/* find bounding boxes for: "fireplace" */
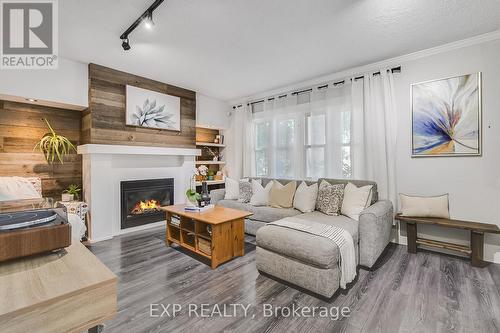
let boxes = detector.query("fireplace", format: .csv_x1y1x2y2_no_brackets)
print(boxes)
120,178,174,230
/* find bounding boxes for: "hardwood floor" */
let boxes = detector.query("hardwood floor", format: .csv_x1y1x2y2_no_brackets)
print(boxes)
88,226,500,333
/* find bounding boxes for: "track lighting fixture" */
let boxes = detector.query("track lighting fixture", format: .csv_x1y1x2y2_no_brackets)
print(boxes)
119,0,164,51
144,11,154,30
121,37,131,51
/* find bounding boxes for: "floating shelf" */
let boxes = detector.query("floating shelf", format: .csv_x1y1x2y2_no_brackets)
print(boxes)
196,142,226,148
195,180,225,186
196,125,226,131
195,161,225,165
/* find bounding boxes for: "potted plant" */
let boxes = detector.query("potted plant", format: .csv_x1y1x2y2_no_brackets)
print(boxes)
207,169,215,181
194,168,203,181
205,147,220,161
34,118,76,164
198,165,209,180
185,188,201,207
62,184,81,202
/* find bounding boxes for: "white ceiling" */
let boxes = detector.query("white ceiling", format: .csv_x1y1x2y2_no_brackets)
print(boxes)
60,0,500,101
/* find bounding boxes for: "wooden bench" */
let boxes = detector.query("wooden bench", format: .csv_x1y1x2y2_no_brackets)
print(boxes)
396,214,500,267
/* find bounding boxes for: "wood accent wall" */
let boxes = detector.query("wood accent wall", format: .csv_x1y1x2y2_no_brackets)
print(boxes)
0,100,82,198
83,64,196,148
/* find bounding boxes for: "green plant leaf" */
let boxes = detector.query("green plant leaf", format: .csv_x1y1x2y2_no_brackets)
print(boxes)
34,118,76,164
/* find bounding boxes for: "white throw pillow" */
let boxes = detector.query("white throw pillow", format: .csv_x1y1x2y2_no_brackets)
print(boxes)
341,182,373,221
0,176,42,201
293,181,318,213
224,177,239,200
399,193,449,218
249,180,273,206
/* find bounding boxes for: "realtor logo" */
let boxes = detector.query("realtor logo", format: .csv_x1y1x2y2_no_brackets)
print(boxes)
1,0,58,69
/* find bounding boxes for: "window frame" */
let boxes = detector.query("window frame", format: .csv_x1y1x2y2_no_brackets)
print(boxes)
304,112,326,180
253,119,271,177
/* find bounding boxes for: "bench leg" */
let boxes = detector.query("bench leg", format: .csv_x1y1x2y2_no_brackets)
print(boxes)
471,231,487,267
407,222,417,254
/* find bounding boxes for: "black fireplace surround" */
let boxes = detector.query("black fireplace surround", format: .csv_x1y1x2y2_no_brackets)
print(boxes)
120,178,174,230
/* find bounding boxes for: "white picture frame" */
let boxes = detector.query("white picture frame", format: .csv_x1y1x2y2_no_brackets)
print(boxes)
126,85,181,131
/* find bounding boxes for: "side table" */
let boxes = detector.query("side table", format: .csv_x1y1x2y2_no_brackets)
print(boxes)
58,201,89,241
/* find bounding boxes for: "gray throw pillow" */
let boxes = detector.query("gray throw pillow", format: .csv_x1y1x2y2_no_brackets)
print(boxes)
316,180,345,215
238,179,260,203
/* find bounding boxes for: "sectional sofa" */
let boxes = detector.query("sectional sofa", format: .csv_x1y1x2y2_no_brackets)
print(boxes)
210,178,394,298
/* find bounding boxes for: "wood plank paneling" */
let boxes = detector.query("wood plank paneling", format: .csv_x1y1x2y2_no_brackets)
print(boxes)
84,64,196,147
0,101,82,199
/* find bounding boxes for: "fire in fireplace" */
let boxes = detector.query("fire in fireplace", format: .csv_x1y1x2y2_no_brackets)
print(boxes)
131,199,161,215
120,178,174,229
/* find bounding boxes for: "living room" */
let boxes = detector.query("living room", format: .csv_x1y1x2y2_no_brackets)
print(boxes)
0,1,499,332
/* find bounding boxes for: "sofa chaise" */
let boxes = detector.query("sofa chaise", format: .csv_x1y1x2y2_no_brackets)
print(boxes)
210,178,393,298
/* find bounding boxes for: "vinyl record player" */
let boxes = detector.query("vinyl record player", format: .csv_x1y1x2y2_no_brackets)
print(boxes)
0,199,71,263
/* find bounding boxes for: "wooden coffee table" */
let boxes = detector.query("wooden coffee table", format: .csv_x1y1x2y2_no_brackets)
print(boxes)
163,205,252,269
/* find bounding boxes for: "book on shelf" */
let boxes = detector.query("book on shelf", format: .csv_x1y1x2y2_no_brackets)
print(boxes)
184,204,214,212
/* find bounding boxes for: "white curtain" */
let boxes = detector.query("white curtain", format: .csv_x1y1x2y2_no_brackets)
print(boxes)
251,85,352,180
229,69,398,207
351,70,398,206
226,104,254,179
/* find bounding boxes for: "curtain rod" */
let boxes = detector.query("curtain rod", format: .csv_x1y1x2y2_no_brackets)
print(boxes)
236,66,401,108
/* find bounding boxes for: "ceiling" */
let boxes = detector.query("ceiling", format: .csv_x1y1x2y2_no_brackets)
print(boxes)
60,0,500,101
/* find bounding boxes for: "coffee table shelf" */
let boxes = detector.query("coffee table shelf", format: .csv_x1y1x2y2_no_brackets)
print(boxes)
163,205,252,269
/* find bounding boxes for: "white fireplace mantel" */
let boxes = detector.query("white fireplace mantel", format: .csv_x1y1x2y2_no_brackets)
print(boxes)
77,144,201,156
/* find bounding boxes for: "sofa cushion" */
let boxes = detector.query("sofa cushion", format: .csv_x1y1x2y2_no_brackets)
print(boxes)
316,181,344,216
217,199,301,222
256,212,358,269
269,180,296,208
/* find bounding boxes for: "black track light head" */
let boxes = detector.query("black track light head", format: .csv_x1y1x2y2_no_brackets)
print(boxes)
145,11,154,29
122,37,131,51
119,0,164,51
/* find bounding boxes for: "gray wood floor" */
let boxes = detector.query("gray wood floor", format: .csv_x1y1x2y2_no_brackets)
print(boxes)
88,226,500,333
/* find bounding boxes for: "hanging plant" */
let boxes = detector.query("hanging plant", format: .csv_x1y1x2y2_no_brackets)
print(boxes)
34,118,76,164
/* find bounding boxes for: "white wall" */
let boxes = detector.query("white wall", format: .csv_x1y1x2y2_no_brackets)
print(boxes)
394,39,500,263
196,93,231,129
0,57,88,110
228,33,500,263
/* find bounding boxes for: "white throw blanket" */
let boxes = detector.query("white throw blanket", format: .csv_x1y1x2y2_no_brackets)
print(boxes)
269,217,356,289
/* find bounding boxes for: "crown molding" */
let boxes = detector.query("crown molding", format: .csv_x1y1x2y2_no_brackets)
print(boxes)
230,29,500,105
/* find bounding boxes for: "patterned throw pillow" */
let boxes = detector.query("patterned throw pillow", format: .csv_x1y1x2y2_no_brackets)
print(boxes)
238,179,261,203
316,180,345,215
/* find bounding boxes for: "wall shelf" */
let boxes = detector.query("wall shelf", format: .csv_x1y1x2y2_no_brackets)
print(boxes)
195,161,225,165
195,180,225,186
195,142,226,148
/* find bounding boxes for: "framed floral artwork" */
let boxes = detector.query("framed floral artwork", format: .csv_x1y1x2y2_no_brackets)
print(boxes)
411,73,481,157
126,85,180,131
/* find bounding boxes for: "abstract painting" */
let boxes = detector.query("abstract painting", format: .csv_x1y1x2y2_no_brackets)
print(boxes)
411,73,481,157
126,85,180,131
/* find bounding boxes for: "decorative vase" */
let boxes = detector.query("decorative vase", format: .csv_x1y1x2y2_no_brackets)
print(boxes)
186,197,197,207
61,193,74,202
208,175,214,181
199,182,211,207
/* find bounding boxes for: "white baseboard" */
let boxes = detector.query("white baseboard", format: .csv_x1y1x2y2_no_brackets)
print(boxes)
117,221,165,235
87,235,113,243
88,221,166,243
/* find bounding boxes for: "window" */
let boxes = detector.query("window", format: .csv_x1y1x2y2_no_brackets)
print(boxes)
275,118,295,178
305,113,325,179
252,86,352,180
254,120,270,177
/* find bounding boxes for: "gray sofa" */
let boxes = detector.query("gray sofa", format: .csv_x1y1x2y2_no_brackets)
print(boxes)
210,178,393,298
